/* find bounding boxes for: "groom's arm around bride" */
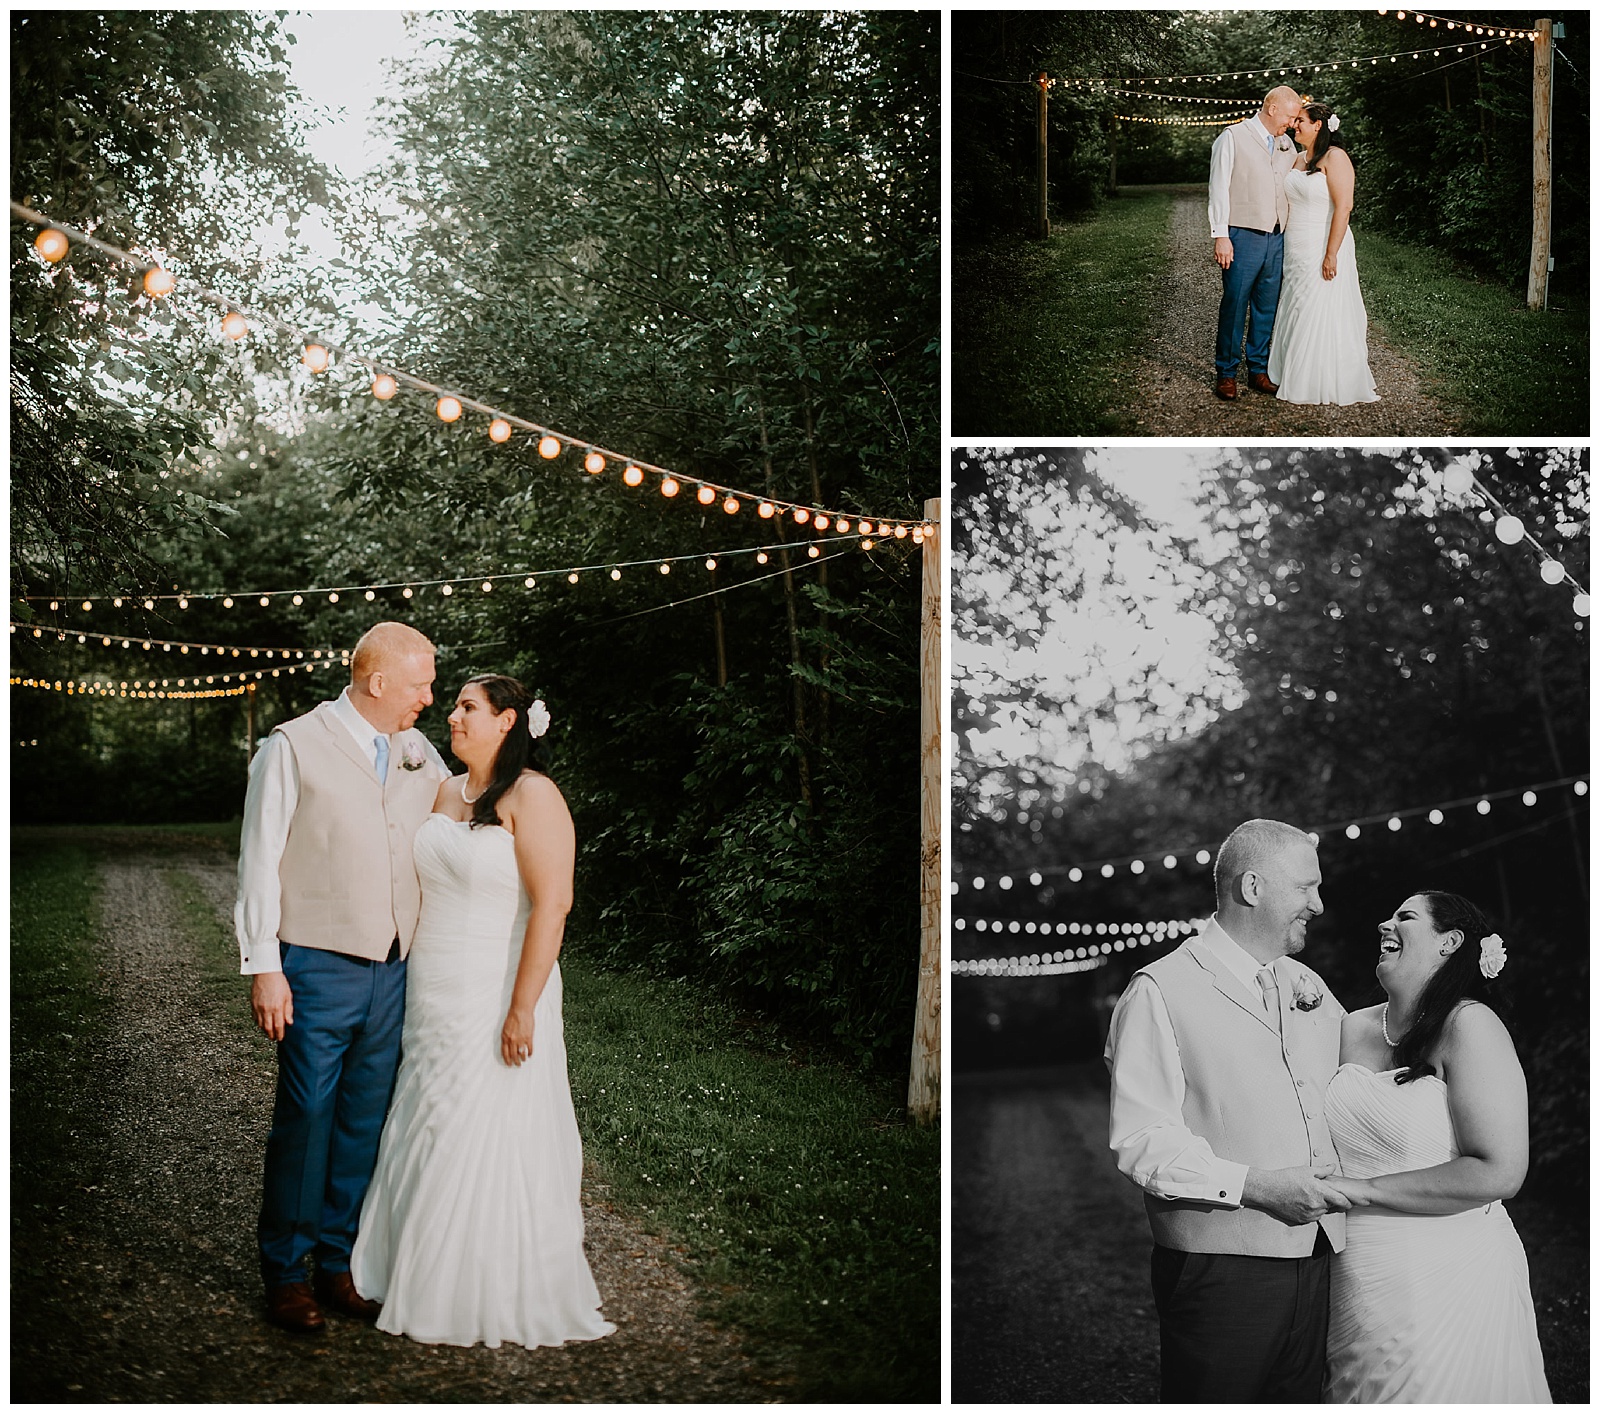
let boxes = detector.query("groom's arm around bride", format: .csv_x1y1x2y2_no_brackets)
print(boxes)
1104,819,1351,1402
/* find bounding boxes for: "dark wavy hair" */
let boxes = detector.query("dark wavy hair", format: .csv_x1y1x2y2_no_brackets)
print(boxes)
460,673,547,829
1391,891,1505,1085
1300,99,1350,176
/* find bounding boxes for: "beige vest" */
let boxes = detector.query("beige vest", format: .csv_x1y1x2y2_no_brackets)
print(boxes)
273,702,442,961
1137,932,1345,1257
1226,119,1294,233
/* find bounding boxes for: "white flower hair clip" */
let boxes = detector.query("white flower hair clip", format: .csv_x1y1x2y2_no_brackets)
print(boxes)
526,698,551,740
1327,113,1341,133
1479,933,1507,979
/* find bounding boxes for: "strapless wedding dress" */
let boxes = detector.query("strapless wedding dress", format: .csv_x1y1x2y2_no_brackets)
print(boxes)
350,813,613,1348
1323,1063,1549,1402
1268,167,1379,405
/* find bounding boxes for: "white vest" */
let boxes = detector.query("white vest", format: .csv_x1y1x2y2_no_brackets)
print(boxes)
273,702,441,961
1225,120,1295,233
1136,929,1345,1257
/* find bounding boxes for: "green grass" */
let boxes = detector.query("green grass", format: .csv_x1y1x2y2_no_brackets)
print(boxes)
953,191,1172,436
11,841,111,1208
1352,229,1588,434
561,952,940,1401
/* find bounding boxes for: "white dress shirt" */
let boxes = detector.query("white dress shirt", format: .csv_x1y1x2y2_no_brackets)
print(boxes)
1103,916,1273,1206
1207,113,1280,238
234,689,448,974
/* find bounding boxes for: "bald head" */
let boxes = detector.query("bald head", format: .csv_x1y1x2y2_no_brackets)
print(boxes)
1214,818,1324,961
349,622,436,734
1260,85,1303,135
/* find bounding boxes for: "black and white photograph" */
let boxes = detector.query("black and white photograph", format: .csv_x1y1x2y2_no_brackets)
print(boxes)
950,448,1588,1403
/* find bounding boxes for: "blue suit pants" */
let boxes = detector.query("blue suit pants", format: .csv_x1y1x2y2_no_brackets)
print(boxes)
257,940,406,1288
1215,225,1284,378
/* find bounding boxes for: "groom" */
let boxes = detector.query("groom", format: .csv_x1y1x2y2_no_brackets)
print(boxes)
236,621,449,1334
1104,819,1350,1401
1208,85,1302,401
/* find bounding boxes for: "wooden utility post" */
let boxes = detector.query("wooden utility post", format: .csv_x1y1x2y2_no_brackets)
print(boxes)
1036,73,1050,239
1526,18,1553,310
908,498,942,1125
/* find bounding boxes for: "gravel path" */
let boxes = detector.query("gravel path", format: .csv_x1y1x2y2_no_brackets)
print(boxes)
14,841,791,1402
1107,188,1463,437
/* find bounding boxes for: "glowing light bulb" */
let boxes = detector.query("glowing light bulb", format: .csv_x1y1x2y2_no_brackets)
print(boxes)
610,568,622,581
436,396,462,422
1575,593,1591,618
292,594,303,606
1387,816,1402,831
807,545,820,558
1428,809,1444,824
696,485,716,505
584,451,605,474
364,589,376,601
143,267,176,298
524,577,535,588
538,436,562,459
623,465,644,487
758,502,775,518
488,418,512,443
1522,791,1537,806
402,587,413,598
861,539,874,550
222,311,248,340
567,572,579,584
659,563,671,574
34,228,68,262
705,558,717,572
481,581,493,593
1540,559,1565,585
1442,462,1474,495
661,477,680,497
372,374,397,399
327,592,339,603
723,497,739,514
223,597,233,608
894,525,907,539
756,552,768,564
441,584,453,596
815,514,831,531
303,344,330,373
1494,514,1525,545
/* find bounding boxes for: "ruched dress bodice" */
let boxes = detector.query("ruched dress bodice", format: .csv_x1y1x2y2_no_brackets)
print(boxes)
1268,167,1379,405
350,813,613,1349
1323,1064,1549,1402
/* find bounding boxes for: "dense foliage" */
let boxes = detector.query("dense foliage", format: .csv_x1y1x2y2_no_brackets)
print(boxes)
953,451,1590,1194
953,10,1590,297
11,11,938,1074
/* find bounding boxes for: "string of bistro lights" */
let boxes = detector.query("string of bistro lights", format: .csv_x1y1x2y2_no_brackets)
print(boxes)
1376,10,1541,41
12,657,340,699
1055,34,1520,89
952,917,1207,977
1114,112,1255,127
19,533,883,613
12,201,935,541
11,622,348,663
1438,461,1591,614
955,775,1590,890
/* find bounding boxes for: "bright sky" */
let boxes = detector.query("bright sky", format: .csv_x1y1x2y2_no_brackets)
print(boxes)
961,449,1245,800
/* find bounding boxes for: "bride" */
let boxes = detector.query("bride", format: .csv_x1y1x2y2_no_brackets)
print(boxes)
1323,891,1549,1402
350,673,614,1348
1267,99,1380,406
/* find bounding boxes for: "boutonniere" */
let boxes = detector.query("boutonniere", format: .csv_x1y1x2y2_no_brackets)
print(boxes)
398,740,426,772
1291,976,1325,1011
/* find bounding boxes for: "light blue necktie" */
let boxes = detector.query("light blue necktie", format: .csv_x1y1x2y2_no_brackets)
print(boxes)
374,734,390,784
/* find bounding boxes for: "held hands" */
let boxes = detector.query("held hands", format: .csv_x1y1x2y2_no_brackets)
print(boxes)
1214,236,1234,270
501,1007,535,1068
1324,1175,1377,1207
251,971,294,1042
1242,1162,1354,1227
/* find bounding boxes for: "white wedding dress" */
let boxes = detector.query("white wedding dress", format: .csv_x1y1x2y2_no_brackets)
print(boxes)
1323,1063,1550,1402
350,813,614,1348
1268,167,1380,405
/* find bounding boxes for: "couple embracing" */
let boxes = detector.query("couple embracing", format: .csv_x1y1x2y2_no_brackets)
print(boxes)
239,621,613,1348
1211,85,1379,406
1106,818,1550,1403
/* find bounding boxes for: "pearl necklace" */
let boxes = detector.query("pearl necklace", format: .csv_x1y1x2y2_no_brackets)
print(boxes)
460,776,488,805
1381,1002,1404,1048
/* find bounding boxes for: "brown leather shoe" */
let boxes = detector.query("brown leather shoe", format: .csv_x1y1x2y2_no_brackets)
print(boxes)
1248,371,1279,395
266,1281,326,1335
314,1268,382,1323
1214,376,1238,401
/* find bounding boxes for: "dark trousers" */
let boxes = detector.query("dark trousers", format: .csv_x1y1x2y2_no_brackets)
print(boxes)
257,940,406,1288
1215,225,1284,377
1150,1232,1331,1403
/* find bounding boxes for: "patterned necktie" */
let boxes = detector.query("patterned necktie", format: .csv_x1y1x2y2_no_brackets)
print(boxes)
374,734,390,784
